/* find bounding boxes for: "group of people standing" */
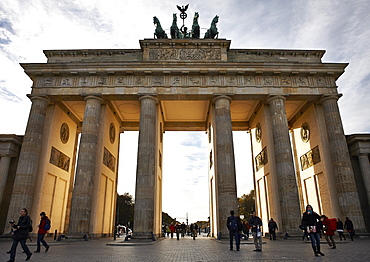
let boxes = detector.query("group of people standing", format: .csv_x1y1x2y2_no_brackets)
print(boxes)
227,205,356,256
6,208,50,262
301,204,355,256
227,210,263,252
164,222,200,240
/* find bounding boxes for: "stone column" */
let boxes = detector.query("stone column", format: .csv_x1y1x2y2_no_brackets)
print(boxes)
134,95,158,238
212,95,238,236
320,95,365,230
358,154,370,206
0,156,11,207
68,96,102,236
6,96,49,221
267,95,301,234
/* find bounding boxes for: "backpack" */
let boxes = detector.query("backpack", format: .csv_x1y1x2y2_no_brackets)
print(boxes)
328,218,337,231
230,217,238,231
29,219,33,232
44,218,51,231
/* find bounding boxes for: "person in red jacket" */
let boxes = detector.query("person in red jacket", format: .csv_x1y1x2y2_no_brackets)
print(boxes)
320,215,336,249
35,212,50,253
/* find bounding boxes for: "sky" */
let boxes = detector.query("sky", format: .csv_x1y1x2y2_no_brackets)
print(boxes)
1,0,370,223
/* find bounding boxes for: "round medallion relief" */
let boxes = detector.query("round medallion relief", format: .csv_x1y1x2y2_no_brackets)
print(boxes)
60,123,69,144
109,123,116,144
255,123,262,143
301,122,310,143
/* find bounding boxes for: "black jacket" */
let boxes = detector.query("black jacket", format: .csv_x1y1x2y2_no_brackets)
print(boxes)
12,215,32,240
227,215,242,232
301,211,321,232
248,216,262,232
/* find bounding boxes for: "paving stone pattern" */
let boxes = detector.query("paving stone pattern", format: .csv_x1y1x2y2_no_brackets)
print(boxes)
0,234,369,262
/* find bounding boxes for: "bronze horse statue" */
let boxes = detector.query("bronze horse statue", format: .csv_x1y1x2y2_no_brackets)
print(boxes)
191,12,200,39
153,16,168,39
204,15,219,39
170,13,181,39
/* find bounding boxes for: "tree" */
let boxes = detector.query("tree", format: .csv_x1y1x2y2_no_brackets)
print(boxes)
238,189,255,218
162,212,175,225
116,193,134,227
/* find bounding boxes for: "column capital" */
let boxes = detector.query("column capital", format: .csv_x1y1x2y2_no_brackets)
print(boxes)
212,95,232,103
358,153,369,158
28,95,51,104
319,94,342,104
266,94,286,104
139,95,159,104
84,95,103,103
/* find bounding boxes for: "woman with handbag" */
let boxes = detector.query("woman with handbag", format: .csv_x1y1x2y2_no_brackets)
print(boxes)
301,205,324,256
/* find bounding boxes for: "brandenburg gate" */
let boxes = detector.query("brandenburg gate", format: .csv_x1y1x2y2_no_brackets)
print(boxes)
1,35,368,237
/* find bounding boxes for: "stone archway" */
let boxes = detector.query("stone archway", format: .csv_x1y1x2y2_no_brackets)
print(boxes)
2,38,367,238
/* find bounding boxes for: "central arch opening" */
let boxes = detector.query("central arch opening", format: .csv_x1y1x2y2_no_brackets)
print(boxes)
117,131,253,227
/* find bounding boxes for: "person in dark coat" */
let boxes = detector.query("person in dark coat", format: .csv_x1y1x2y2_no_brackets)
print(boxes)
301,205,324,257
344,217,355,241
268,218,278,240
248,211,263,252
7,208,32,262
226,210,242,251
35,211,50,253
336,218,346,241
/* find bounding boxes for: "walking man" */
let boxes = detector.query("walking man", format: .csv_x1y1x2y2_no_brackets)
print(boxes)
249,211,263,252
7,208,32,262
226,210,242,251
268,218,278,240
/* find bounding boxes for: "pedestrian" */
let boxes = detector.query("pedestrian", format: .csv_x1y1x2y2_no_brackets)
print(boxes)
227,210,242,251
320,215,336,249
268,218,278,240
242,221,250,240
7,208,33,262
193,223,198,240
248,211,262,252
169,223,175,238
336,218,346,241
344,217,355,241
35,211,50,253
181,222,186,238
301,204,324,256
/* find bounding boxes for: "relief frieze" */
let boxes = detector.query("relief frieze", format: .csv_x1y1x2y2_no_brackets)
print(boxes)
103,147,116,172
79,77,91,86
35,75,334,88
149,48,221,61
255,147,268,172
297,77,309,86
244,76,255,86
50,146,70,172
300,146,321,171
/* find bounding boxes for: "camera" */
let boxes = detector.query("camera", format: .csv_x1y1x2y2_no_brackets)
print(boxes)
9,219,15,224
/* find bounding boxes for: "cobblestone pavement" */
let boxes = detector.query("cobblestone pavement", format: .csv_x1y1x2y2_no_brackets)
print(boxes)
1,234,369,261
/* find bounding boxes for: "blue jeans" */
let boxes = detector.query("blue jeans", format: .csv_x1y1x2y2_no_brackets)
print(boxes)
308,232,321,248
229,231,240,249
37,233,48,251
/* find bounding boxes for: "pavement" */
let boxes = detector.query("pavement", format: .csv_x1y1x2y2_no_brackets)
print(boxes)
0,233,369,261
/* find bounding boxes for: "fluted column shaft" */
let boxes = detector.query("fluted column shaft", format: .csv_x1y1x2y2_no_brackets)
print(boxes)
213,96,238,235
134,96,158,238
6,96,49,221
68,96,102,235
320,95,365,230
358,154,370,206
0,156,11,207
267,95,301,234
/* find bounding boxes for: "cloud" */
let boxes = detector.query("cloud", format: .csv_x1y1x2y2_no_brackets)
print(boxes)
0,85,23,102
